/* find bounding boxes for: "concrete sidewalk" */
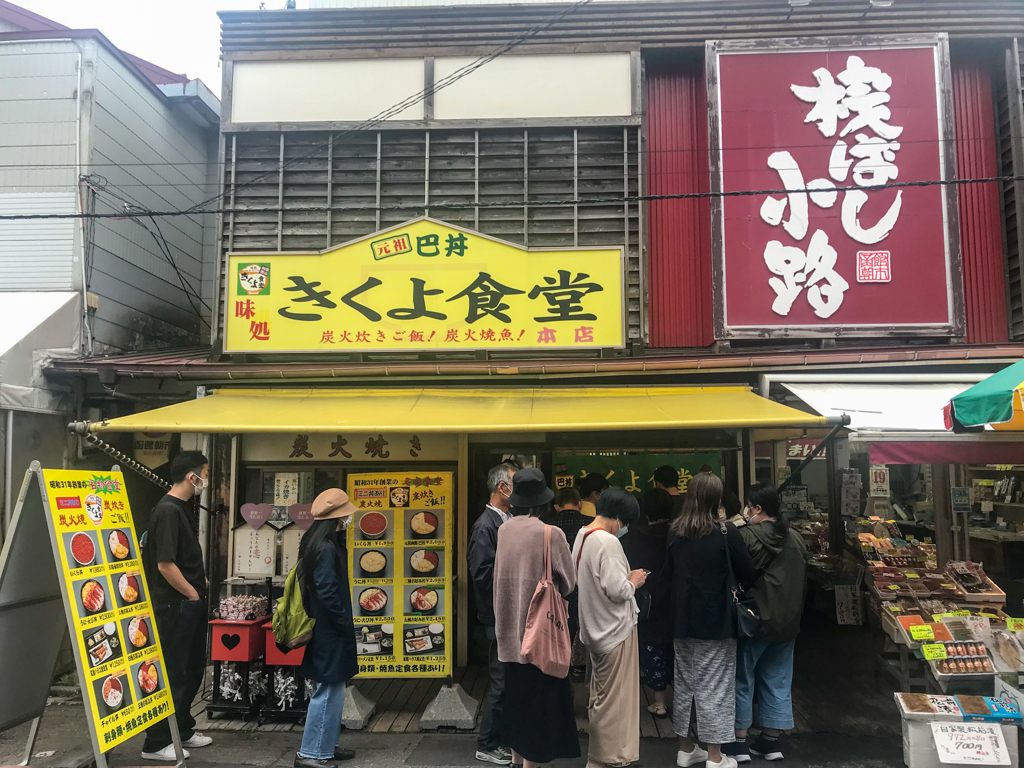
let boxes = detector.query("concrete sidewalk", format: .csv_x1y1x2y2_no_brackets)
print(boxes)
0,702,905,768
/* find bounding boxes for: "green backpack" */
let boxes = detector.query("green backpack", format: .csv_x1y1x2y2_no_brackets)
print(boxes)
272,561,315,649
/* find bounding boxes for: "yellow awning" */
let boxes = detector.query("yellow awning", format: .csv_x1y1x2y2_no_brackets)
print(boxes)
89,387,830,434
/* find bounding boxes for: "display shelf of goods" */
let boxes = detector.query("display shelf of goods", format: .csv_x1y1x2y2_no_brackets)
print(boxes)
208,660,264,718
260,666,310,722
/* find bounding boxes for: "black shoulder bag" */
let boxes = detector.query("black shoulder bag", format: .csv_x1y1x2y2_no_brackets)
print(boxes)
721,522,761,638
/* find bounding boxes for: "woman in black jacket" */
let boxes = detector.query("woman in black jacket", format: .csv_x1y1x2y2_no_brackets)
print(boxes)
296,489,359,768
667,473,757,768
619,487,674,718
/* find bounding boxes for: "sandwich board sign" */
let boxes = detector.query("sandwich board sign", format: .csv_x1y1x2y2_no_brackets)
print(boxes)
0,463,183,767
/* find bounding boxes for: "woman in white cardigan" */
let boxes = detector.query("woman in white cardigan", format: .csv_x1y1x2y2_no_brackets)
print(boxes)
572,488,648,768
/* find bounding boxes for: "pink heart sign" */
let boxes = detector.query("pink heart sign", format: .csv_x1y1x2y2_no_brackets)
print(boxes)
289,504,314,530
240,503,272,530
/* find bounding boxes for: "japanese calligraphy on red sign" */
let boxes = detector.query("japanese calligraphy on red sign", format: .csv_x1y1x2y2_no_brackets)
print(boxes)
708,36,961,338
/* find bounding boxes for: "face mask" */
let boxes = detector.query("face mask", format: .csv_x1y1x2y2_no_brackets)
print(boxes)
190,474,208,496
615,524,629,539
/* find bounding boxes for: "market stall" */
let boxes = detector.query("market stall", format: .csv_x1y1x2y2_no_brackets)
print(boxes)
73,384,834,727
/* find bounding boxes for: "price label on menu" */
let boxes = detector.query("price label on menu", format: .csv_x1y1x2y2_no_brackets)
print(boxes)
1007,618,1024,632
910,625,936,641
346,471,453,680
923,643,948,660
41,470,174,754
930,723,1009,765
933,613,953,622
953,610,971,617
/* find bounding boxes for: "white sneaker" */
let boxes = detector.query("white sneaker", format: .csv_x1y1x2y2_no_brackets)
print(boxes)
677,745,710,767
707,756,739,768
183,732,213,748
141,744,190,761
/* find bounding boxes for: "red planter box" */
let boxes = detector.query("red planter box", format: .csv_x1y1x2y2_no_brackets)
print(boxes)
264,621,306,666
209,616,270,662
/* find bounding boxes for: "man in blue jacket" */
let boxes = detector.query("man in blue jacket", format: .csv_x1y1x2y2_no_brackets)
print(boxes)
467,463,516,766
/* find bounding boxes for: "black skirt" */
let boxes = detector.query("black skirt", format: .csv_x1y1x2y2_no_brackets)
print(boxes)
501,662,581,763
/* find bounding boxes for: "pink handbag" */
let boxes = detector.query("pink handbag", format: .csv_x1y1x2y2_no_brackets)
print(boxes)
520,525,571,679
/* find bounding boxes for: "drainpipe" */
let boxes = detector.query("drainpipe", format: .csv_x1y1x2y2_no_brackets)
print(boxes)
73,42,93,356
3,409,11,535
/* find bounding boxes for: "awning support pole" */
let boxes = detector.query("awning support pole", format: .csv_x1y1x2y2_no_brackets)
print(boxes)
69,422,171,491
778,419,849,493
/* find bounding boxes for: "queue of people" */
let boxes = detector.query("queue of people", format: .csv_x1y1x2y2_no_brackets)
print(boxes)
469,463,808,768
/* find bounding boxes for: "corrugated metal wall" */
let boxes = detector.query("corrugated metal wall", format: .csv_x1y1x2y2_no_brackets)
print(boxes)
953,55,1008,343
221,1,1024,52
0,40,79,291
87,44,215,352
999,39,1024,339
218,127,641,348
0,192,75,289
645,60,713,349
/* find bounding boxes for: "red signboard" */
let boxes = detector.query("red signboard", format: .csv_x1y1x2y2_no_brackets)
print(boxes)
708,36,962,338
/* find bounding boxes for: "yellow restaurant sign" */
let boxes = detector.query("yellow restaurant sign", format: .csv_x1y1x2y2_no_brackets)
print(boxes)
225,217,625,353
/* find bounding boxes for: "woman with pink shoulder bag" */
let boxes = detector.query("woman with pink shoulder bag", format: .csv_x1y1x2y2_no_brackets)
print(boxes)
493,468,580,768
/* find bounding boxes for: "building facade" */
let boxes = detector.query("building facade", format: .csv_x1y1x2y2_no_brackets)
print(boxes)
0,0,220,536
50,0,1024,676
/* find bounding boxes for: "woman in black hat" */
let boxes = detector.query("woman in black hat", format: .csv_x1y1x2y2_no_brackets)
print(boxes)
493,468,581,768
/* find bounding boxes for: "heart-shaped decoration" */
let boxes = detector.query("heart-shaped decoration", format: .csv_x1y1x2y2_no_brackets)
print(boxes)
221,634,241,650
240,503,272,530
289,504,314,530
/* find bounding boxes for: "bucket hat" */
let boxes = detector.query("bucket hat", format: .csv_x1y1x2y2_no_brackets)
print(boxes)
508,467,554,509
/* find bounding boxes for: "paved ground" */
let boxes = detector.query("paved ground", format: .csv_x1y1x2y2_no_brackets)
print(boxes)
0,700,907,768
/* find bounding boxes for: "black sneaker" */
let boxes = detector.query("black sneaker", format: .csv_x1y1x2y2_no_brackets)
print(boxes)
749,735,784,761
723,741,752,764
294,755,336,768
476,747,513,766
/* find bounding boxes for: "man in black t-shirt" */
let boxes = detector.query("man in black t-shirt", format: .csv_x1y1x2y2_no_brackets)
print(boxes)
654,465,685,519
141,451,213,761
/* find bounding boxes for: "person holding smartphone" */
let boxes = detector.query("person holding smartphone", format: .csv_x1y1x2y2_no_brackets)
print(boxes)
572,488,647,768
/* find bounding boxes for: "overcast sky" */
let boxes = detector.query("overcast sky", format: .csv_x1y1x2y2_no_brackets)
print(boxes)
13,0,310,93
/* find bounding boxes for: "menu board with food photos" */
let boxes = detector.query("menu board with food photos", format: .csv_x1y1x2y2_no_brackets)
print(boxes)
42,470,174,753
346,471,452,678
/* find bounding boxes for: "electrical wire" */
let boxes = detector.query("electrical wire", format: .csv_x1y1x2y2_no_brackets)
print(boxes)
3,173,1023,220
180,0,597,216
82,175,212,324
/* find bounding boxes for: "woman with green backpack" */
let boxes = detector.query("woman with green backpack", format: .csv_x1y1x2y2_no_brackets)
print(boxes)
294,489,359,768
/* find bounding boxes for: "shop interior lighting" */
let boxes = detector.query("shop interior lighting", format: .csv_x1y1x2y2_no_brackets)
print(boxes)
788,0,814,6
869,0,894,6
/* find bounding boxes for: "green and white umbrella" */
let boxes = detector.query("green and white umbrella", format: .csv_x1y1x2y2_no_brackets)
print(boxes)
945,360,1024,431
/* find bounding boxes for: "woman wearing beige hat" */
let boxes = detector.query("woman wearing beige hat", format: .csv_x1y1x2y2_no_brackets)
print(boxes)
295,489,359,768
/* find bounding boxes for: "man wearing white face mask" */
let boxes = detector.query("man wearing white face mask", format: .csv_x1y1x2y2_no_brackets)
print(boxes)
141,451,213,761
468,462,517,766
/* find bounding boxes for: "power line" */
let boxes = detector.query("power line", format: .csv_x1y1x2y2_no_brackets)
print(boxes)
1,174,1021,221
0,132,1011,170
181,0,598,216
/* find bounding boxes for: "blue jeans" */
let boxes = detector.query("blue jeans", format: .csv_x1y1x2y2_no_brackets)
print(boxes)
299,681,347,760
735,638,795,731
